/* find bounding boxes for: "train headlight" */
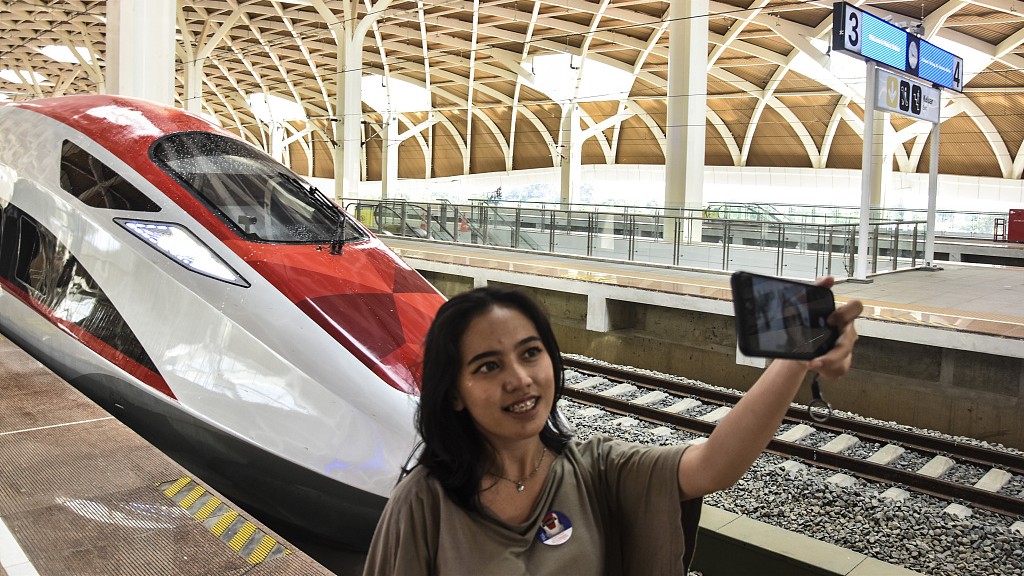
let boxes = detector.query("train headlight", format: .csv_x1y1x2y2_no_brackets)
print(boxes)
117,219,249,287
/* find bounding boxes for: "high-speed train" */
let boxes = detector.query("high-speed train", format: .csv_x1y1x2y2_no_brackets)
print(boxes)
0,94,445,548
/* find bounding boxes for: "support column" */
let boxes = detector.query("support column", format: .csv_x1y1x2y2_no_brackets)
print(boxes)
665,0,708,237
106,0,175,104
269,123,286,162
381,115,399,199
184,60,203,113
334,25,363,201
559,101,581,207
855,62,877,281
872,111,891,207
925,121,940,266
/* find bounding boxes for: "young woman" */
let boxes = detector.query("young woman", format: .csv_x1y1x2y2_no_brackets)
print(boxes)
364,283,862,575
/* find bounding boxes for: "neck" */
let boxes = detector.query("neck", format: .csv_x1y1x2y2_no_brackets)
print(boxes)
491,440,546,479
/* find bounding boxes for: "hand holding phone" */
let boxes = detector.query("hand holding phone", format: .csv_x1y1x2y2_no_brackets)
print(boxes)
731,271,838,360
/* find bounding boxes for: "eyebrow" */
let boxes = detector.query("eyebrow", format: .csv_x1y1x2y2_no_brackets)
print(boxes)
465,335,542,367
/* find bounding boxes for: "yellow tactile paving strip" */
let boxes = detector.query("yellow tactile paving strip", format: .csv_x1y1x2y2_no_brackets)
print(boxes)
159,477,291,565
389,241,1024,340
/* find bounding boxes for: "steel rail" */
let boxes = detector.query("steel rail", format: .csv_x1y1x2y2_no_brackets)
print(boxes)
562,358,1024,518
564,357,1024,475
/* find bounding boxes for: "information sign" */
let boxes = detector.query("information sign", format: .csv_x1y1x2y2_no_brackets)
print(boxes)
875,68,941,123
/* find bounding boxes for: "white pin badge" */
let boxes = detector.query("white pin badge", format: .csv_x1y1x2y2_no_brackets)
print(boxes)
536,510,573,545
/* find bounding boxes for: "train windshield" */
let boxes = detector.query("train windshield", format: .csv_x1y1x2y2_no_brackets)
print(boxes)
150,132,365,245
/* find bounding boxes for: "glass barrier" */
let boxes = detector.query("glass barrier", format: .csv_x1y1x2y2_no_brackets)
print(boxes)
462,199,1004,239
345,198,929,281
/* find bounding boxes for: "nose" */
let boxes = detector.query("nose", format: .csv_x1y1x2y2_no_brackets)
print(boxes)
503,360,533,392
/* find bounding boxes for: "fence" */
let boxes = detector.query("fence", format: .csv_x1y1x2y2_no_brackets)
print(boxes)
346,199,928,280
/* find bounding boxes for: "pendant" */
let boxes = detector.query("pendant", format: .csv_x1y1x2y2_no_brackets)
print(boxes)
516,482,525,492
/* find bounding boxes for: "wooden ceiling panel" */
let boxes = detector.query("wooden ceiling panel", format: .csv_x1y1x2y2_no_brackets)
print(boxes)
1,0,1021,184
615,116,663,164
746,107,813,168
776,94,841,149
511,118,555,171
934,113,1004,178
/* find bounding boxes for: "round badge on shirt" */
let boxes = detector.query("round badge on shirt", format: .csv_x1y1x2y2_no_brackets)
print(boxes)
536,510,572,545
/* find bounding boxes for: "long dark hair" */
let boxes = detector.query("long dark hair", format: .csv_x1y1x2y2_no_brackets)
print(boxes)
416,286,573,511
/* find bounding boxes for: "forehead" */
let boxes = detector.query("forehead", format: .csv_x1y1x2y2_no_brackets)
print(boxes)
459,305,539,353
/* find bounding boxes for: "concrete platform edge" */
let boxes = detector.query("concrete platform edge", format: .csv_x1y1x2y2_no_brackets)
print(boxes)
694,505,922,576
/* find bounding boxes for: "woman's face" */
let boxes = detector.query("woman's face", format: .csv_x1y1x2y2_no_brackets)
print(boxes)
453,305,555,449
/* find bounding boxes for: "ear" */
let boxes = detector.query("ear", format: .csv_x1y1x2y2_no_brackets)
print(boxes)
452,392,465,411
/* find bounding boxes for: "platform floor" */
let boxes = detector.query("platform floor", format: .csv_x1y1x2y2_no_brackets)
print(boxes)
383,238,1024,341
0,337,331,576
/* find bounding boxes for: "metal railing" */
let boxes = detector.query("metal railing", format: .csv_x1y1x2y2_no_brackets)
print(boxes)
464,199,1006,240
345,199,928,280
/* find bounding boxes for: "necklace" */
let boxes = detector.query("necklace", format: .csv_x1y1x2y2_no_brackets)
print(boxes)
492,447,547,493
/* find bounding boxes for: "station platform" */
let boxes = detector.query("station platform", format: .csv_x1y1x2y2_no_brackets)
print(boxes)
382,237,1024,345
0,337,330,576
382,237,1024,449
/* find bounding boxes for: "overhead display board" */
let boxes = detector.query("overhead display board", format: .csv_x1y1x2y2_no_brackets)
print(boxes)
832,2,963,92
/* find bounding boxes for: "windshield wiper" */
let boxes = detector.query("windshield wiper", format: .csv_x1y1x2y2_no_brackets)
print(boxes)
276,172,342,219
330,213,347,255
275,171,356,251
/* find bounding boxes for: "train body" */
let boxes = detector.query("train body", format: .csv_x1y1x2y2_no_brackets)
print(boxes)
0,95,444,547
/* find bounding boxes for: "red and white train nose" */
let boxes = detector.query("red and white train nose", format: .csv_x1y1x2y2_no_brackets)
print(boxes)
0,94,444,547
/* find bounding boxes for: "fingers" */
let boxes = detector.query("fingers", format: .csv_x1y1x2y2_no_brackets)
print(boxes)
814,276,836,289
810,329,857,378
809,298,863,379
829,299,864,326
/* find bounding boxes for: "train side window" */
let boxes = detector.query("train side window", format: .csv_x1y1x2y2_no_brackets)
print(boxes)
0,204,13,281
12,213,159,373
15,215,67,301
60,140,161,212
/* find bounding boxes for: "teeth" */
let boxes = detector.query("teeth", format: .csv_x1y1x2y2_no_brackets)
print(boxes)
508,398,537,413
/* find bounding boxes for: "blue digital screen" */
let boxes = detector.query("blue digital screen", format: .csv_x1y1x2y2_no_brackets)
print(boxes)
860,11,907,70
919,40,958,90
832,2,963,92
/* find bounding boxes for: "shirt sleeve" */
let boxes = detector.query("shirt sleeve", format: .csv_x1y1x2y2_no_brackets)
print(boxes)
362,470,440,576
580,436,702,575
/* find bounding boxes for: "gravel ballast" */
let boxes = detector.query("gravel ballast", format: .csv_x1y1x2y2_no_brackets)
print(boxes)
560,358,1024,576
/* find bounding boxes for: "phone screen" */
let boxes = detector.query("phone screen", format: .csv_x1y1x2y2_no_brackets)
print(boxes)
731,272,838,359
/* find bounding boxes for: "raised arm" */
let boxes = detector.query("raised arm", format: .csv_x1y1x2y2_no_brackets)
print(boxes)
678,278,863,500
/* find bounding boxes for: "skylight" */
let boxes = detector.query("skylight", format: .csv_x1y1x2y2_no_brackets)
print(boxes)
37,45,92,64
524,53,634,104
247,93,306,123
361,74,431,114
802,37,867,96
0,70,49,85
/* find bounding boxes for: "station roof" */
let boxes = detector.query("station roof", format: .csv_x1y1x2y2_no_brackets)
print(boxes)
2,1,1023,181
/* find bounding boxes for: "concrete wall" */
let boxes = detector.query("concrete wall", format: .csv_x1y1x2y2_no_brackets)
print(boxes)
418,270,1024,450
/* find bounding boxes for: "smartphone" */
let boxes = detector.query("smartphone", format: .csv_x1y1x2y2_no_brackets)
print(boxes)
730,271,838,360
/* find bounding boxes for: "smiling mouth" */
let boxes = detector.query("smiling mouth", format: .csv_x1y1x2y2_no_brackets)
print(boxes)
506,397,538,414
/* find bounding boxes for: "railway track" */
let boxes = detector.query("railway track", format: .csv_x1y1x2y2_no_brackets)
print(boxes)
562,357,1024,518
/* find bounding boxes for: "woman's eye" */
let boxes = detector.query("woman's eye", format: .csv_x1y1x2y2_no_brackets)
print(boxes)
523,346,543,359
475,360,499,374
